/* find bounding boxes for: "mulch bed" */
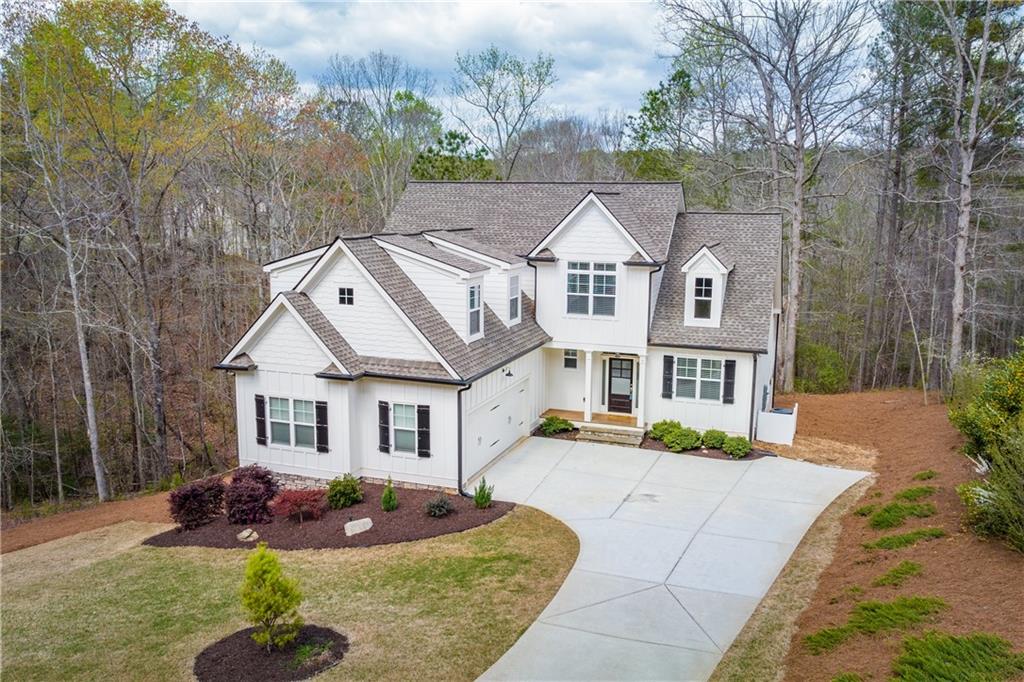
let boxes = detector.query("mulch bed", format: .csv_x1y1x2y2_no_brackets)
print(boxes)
530,426,578,441
638,435,773,460
143,483,512,551
194,625,348,682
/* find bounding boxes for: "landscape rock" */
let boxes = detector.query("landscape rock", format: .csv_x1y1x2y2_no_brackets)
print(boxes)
236,528,258,542
344,517,373,537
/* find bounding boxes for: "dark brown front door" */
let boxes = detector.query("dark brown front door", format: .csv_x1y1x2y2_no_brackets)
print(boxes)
608,358,633,413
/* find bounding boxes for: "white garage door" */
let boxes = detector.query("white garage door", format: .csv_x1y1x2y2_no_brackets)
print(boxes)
465,378,529,481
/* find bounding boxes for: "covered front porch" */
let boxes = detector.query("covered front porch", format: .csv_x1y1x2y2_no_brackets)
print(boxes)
542,346,649,429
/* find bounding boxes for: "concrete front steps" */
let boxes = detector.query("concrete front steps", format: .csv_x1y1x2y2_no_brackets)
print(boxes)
575,421,645,447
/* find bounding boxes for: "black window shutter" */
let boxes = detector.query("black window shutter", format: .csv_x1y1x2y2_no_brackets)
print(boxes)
661,356,674,398
416,405,431,458
378,401,390,453
315,401,329,453
723,360,736,404
255,395,267,445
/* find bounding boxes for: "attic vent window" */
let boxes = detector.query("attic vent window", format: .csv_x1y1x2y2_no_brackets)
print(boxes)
694,278,713,319
338,287,354,305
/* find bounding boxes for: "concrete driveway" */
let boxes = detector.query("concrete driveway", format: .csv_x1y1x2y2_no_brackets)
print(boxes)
479,437,867,682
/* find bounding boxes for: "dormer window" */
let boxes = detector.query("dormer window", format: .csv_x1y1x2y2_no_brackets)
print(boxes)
694,278,712,319
509,274,521,324
468,283,482,338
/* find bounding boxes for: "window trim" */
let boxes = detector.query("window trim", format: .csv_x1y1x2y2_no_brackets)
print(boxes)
566,261,617,318
338,287,354,305
267,396,318,449
563,349,578,369
392,402,418,455
672,356,724,403
508,274,521,324
468,282,483,339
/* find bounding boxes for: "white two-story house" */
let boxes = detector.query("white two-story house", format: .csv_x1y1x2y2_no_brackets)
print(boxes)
217,182,782,491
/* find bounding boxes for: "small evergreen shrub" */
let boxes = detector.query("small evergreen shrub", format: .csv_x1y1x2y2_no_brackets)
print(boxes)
473,477,494,509
722,436,753,459
804,596,947,654
539,415,574,436
424,494,454,518
272,489,327,524
326,474,363,510
892,631,1024,681
894,486,936,502
863,527,946,550
868,502,936,530
701,429,727,449
650,419,681,441
381,477,398,512
872,560,923,588
168,476,225,530
241,543,303,651
664,426,702,452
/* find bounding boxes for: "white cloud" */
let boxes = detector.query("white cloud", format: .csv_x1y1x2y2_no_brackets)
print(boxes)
167,0,672,116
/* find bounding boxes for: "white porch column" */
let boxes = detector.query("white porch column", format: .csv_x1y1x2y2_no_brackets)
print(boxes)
636,353,647,428
583,350,594,422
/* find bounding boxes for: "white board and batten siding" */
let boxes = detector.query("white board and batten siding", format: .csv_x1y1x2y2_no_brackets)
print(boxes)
534,203,650,353
234,309,352,480
644,346,755,436
543,347,586,413
462,348,545,482
304,249,435,361
348,378,461,489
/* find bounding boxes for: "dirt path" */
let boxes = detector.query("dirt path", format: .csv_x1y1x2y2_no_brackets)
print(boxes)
1,492,171,554
780,390,1024,681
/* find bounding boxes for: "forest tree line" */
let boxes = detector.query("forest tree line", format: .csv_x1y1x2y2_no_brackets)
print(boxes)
1,0,1021,508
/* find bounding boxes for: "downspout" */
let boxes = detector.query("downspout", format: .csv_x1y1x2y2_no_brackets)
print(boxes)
748,352,758,441
771,312,781,408
456,383,473,497
646,263,665,341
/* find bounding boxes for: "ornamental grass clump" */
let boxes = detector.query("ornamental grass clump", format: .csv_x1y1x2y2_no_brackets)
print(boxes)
326,474,363,510
381,477,398,512
424,494,454,518
473,477,494,509
868,502,936,530
722,436,753,459
240,543,303,652
803,596,947,654
168,476,225,530
892,631,1024,681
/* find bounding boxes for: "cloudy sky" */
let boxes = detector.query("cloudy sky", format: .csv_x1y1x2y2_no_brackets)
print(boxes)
169,1,672,116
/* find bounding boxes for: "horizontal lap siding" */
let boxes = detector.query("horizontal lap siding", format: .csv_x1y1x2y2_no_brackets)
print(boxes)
268,259,316,297
389,252,469,341
350,379,460,488
644,347,753,436
306,250,434,361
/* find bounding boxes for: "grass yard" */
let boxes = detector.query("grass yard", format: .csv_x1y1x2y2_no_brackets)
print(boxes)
1,507,577,681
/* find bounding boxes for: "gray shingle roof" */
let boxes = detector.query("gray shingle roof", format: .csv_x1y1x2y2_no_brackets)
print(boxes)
425,230,525,264
649,213,781,353
345,237,550,380
282,291,361,370
387,182,683,260
375,234,489,273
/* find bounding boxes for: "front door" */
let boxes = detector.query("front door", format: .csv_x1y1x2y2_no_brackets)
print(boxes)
608,358,634,413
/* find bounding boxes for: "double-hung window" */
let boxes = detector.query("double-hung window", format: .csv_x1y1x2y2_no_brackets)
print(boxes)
674,357,723,401
567,261,590,314
468,283,482,337
592,263,616,316
392,403,417,453
563,349,578,368
567,261,616,316
694,277,713,319
508,274,520,322
268,397,316,447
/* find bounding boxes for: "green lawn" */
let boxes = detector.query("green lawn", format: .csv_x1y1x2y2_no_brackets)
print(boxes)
1,508,577,681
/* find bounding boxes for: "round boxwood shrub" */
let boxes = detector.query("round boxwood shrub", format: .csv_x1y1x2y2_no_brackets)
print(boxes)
722,436,753,459
327,474,363,510
169,476,225,530
650,419,681,441
701,429,728,449
664,426,702,452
